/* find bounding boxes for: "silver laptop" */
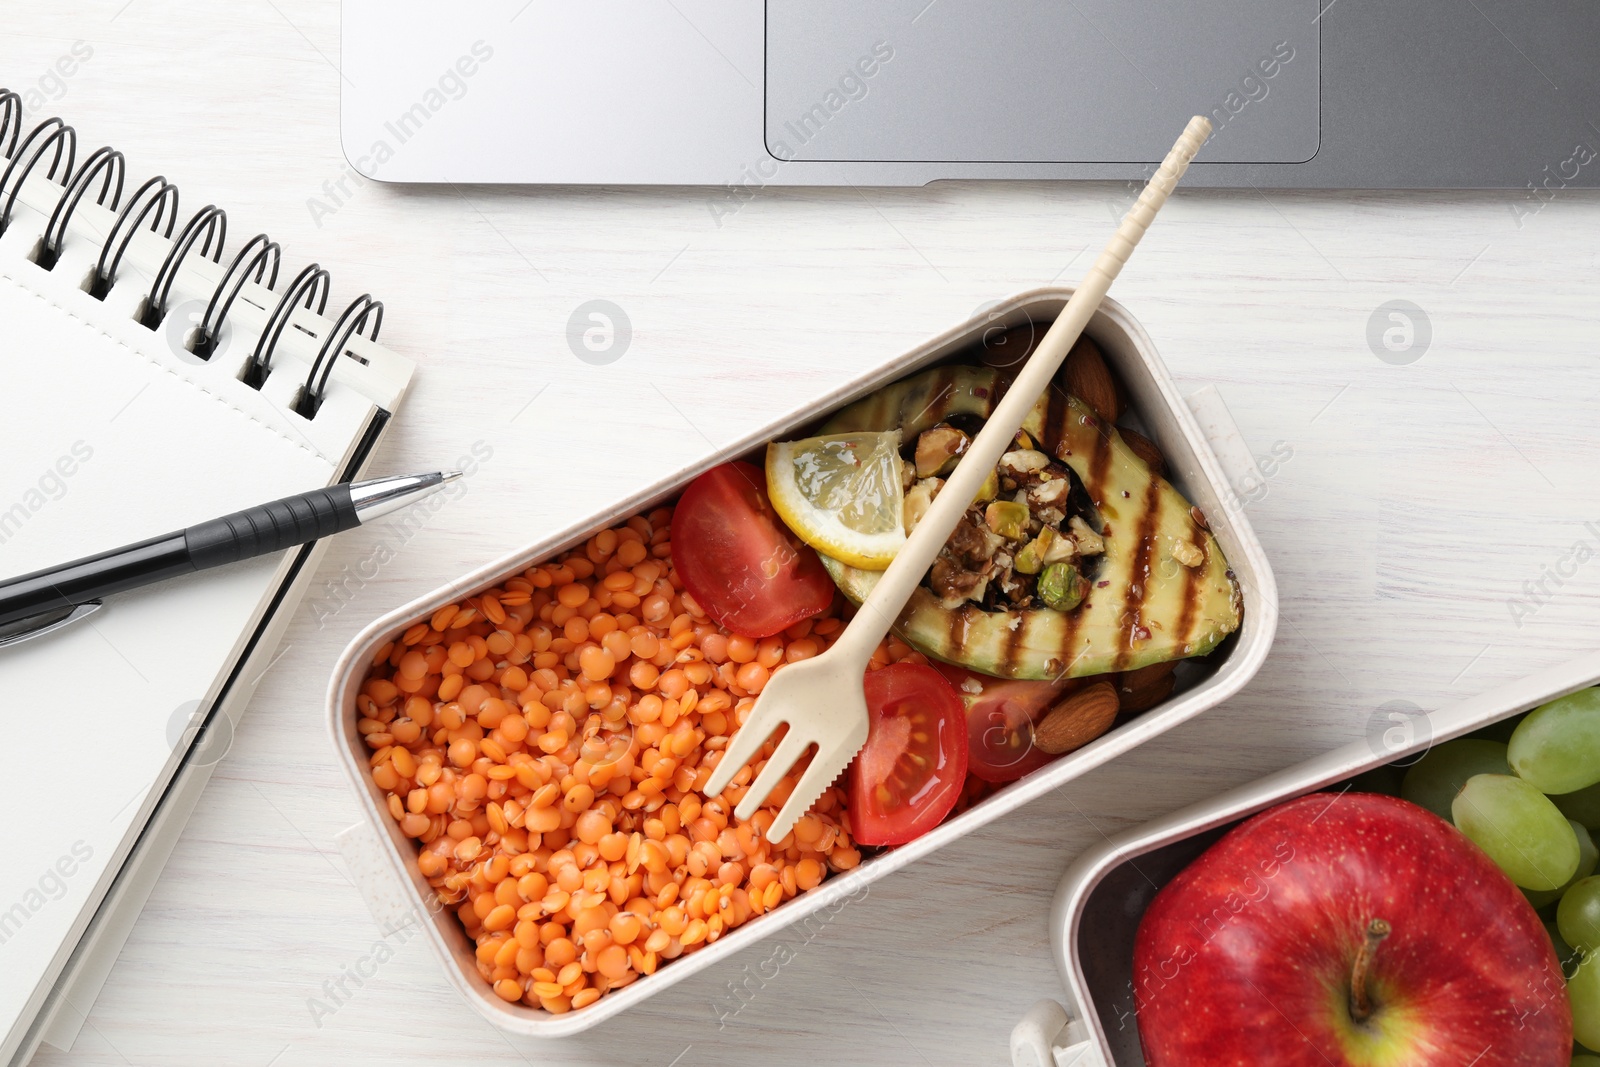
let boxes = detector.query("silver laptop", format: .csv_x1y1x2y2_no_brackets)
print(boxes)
339,0,1600,190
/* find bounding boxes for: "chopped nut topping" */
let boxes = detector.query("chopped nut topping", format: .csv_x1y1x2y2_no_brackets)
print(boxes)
1069,515,1105,556
1172,540,1204,568
1027,478,1070,508
999,448,1051,474
903,477,940,534
908,418,1103,613
914,426,971,478
985,501,1029,541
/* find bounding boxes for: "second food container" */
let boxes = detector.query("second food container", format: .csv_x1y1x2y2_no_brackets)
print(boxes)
1016,647,1600,1067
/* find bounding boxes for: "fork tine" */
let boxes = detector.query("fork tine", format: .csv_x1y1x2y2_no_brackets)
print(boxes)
733,728,814,821
703,706,784,797
765,744,848,844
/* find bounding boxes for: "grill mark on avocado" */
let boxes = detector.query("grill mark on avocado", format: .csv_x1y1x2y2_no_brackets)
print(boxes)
946,602,974,661
1046,396,1096,673
1084,412,1113,507
1052,571,1086,682
997,603,1025,677
902,369,956,435
1042,386,1067,455
926,378,957,425
1115,475,1164,669
1174,533,1203,655
1045,397,1089,673
819,365,1241,680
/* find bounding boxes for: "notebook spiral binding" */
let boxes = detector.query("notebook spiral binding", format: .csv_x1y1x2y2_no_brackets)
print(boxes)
192,232,281,360
0,95,383,418
91,174,179,299
39,144,122,270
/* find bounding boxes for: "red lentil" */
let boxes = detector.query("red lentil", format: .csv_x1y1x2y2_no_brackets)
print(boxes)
358,506,918,1013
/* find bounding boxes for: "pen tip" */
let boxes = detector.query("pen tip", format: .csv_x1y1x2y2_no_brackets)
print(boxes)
439,470,465,484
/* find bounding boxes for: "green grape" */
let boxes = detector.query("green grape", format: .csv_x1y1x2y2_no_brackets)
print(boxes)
1545,920,1577,967
1571,1057,1600,1067
1401,739,1511,821
1452,774,1580,891
1527,821,1599,910
1509,688,1600,794
1572,949,1600,1054
1559,876,1600,955
1555,782,1600,831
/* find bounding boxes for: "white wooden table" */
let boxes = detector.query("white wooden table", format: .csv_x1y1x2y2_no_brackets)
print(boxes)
8,4,1600,1065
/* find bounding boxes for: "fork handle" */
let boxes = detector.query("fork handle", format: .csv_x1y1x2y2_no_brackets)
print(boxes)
833,116,1214,666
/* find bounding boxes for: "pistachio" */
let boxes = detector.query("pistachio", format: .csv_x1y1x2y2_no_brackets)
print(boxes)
915,425,970,478
1039,562,1087,611
985,500,1030,540
1015,529,1055,574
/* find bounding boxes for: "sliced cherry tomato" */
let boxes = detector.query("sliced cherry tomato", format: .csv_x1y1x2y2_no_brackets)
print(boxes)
849,663,969,845
670,461,834,639
935,663,1076,783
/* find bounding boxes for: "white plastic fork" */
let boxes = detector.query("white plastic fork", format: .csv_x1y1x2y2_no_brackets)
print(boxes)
703,116,1216,844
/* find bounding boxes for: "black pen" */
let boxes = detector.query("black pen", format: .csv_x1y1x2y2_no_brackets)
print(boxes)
0,472,461,641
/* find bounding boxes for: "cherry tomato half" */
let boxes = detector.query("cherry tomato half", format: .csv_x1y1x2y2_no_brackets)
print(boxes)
935,663,1076,783
670,461,835,639
849,663,969,846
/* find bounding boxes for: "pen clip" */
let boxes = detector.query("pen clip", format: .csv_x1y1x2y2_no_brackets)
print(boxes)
0,601,103,649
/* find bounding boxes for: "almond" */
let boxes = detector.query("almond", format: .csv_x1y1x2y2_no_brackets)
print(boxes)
1115,662,1177,714
1032,680,1120,755
1061,336,1123,423
1119,427,1166,476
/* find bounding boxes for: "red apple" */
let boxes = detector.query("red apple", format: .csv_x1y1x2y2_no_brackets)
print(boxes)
1132,793,1572,1066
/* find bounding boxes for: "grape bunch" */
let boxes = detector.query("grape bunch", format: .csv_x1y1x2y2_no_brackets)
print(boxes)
1392,687,1600,1059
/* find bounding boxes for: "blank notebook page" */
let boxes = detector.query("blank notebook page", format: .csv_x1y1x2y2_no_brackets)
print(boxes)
0,264,333,1037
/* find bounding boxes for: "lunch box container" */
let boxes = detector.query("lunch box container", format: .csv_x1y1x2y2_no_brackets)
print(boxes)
1010,647,1600,1067
327,287,1279,1037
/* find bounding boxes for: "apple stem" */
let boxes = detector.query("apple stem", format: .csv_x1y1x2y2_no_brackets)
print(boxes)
1349,918,1392,1024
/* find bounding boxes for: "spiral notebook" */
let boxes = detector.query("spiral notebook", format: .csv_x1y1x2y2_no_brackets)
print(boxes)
0,102,416,1064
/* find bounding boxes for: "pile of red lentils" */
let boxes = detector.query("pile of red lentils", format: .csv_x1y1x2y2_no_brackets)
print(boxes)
357,505,928,1013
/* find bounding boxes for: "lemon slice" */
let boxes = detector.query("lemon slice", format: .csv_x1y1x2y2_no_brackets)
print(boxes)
767,431,906,570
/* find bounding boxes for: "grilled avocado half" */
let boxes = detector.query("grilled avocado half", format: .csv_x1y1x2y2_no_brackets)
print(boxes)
816,365,1242,680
